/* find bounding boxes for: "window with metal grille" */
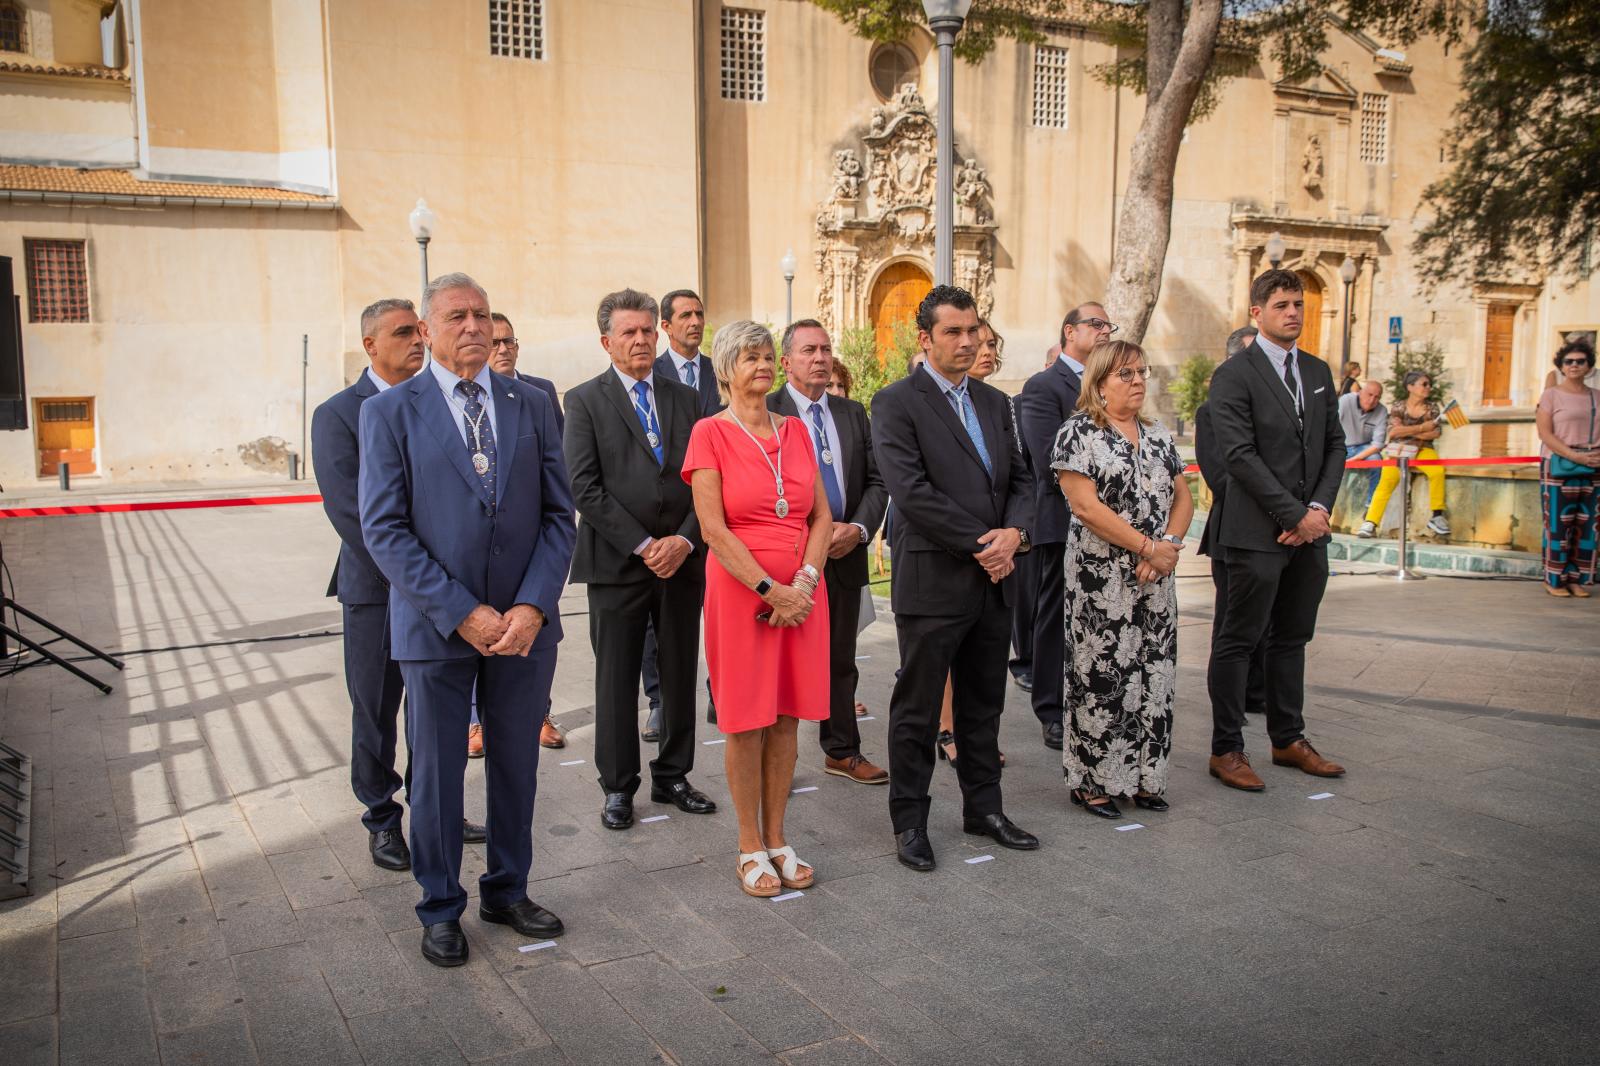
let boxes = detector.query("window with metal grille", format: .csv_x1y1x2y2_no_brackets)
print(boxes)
870,42,918,103
40,401,90,422
24,239,90,323
720,7,765,102
0,2,27,54
489,0,543,60
1032,45,1070,129
1360,92,1389,164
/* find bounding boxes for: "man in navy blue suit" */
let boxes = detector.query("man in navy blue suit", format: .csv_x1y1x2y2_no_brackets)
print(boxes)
359,273,576,968
312,297,425,872
1018,302,1109,752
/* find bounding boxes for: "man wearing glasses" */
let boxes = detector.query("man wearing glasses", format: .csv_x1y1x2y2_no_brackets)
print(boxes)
1018,302,1115,751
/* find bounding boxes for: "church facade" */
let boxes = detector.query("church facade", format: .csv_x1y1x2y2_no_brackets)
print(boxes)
0,0,1593,484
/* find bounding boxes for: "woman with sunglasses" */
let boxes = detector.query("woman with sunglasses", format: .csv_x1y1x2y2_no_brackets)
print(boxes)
1536,339,1600,597
1050,339,1193,818
1356,370,1450,539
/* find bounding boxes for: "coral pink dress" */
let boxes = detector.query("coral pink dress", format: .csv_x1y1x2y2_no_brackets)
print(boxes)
682,415,830,734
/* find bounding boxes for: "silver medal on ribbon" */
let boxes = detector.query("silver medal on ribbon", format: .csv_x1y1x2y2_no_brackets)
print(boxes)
472,452,490,476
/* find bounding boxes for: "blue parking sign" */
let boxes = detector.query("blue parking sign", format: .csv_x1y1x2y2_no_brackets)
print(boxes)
1388,316,1403,343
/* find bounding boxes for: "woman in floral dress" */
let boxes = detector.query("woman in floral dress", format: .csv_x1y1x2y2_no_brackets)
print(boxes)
1050,340,1194,818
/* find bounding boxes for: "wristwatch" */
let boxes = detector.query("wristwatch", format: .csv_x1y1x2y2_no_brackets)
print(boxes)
754,576,774,598
1160,534,1184,546
1016,527,1032,554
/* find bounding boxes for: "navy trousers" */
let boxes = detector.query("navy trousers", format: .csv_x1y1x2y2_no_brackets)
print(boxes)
1030,542,1067,726
400,647,555,926
344,602,407,832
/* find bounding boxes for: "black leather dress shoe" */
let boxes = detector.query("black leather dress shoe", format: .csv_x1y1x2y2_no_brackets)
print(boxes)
1042,718,1065,750
479,898,564,938
462,818,487,844
641,704,663,743
650,780,717,814
1013,672,1034,692
895,827,936,871
369,828,411,871
1070,789,1123,820
962,813,1040,850
1132,794,1170,812
601,792,634,830
420,920,468,967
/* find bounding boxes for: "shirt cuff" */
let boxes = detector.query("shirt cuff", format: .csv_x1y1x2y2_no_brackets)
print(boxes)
1307,503,1329,513
634,536,653,556
852,522,869,543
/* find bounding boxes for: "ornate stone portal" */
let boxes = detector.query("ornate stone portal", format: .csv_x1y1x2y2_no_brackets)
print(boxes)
813,84,997,336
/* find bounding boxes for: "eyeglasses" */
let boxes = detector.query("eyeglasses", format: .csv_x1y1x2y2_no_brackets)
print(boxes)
492,338,519,350
1113,366,1152,383
1079,318,1119,335
1561,358,1591,367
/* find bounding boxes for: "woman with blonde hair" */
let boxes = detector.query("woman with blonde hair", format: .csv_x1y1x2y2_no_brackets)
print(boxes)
1051,339,1193,817
683,320,833,896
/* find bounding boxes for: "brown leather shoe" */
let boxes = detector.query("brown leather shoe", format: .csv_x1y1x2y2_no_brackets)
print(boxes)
1208,751,1265,791
824,755,889,784
467,722,485,759
539,719,565,749
1271,738,1345,777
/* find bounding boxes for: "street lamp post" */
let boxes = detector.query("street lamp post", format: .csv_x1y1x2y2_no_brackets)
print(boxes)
780,248,797,326
923,0,972,287
408,198,436,299
1265,231,1286,270
1339,254,1358,367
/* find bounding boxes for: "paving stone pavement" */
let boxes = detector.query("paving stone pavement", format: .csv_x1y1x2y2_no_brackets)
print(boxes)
0,502,1597,1065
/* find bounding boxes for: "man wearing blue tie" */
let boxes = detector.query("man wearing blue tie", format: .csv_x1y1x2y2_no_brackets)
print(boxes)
359,273,576,967
768,320,889,784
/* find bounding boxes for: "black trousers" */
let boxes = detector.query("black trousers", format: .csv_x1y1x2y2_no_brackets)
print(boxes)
1008,547,1037,680
1029,542,1067,725
817,566,863,760
591,574,703,795
344,602,408,832
887,583,1008,833
642,620,714,718
1208,543,1328,755
1209,556,1268,717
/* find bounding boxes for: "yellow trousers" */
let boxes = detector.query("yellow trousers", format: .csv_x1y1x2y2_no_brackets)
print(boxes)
1365,446,1446,523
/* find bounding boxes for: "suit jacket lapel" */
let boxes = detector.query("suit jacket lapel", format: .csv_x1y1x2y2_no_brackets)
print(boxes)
409,374,491,503
354,371,378,400
837,401,864,503
916,370,987,474
698,356,718,408
1245,345,1301,430
974,389,1002,484
489,371,520,504
1295,351,1322,444
602,371,659,461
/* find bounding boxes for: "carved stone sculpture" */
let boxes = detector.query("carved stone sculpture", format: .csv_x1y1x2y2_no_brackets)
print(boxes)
956,158,992,224
1301,133,1324,191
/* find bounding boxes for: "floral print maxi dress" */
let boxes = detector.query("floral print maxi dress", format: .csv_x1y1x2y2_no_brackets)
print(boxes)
1050,413,1181,797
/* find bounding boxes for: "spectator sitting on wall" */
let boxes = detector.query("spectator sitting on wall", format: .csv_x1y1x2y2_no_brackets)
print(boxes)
1338,380,1388,510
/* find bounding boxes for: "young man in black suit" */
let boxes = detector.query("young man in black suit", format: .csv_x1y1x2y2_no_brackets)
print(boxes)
768,319,890,784
1018,302,1110,750
1204,270,1348,791
564,289,716,832
873,286,1039,871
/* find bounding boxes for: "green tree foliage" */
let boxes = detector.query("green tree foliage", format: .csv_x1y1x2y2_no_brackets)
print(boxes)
1168,353,1216,425
835,322,916,409
1413,0,1600,288
1386,340,1451,407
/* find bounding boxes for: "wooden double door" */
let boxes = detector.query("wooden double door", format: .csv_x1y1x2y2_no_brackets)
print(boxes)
35,397,96,476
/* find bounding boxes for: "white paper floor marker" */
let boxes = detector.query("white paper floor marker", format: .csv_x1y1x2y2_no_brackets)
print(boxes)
965,855,994,865
703,738,726,746
1115,823,1145,832
559,759,585,766
854,655,871,661
791,786,818,794
518,941,556,953
858,716,876,722
1308,792,1334,800
640,814,670,823
771,891,804,902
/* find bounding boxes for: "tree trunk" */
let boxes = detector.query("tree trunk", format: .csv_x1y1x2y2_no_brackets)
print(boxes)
1103,0,1225,346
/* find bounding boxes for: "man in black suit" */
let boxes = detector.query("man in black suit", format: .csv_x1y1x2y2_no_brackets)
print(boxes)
1018,302,1111,751
769,319,890,784
1196,326,1267,718
645,288,722,731
873,285,1039,871
312,298,426,872
1205,270,1348,791
564,288,716,831
489,312,567,751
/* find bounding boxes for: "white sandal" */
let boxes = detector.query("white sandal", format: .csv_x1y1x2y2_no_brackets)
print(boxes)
766,845,814,890
737,851,781,898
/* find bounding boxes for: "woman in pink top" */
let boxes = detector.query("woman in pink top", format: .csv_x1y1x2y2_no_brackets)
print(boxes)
1535,339,1600,597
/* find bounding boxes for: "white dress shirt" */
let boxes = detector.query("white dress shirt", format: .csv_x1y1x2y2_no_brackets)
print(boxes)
365,367,394,393
668,349,705,388
787,383,868,542
427,359,497,446
1254,333,1304,411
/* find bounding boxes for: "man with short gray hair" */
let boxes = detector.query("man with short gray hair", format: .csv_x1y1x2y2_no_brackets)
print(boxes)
360,272,576,967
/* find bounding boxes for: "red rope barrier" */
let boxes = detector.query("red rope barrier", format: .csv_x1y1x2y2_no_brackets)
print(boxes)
1182,455,1541,474
0,494,323,519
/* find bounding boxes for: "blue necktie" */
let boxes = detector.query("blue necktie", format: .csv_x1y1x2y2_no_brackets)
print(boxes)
456,379,497,498
632,380,665,465
682,359,697,389
809,402,847,520
954,384,993,476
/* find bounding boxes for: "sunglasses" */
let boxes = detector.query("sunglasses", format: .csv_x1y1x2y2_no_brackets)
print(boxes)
1562,358,1591,367
1113,366,1152,383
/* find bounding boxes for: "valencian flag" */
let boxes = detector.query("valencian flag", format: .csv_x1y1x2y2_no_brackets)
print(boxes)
1440,398,1470,429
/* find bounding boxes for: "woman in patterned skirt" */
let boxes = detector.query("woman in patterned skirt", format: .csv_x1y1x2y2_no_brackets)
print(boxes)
1051,339,1194,818
1536,339,1600,597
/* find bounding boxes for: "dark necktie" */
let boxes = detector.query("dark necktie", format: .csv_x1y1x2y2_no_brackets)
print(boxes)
632,380,665,465
1282,353,1302,419
809,402,847,520
456,379,497,498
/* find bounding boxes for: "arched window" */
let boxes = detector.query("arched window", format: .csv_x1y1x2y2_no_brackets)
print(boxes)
0,3,28,55
870,42,919,103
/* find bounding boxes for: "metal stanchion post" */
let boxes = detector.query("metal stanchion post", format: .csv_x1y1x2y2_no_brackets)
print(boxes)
1383,457,1426,581
58,462,69,491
